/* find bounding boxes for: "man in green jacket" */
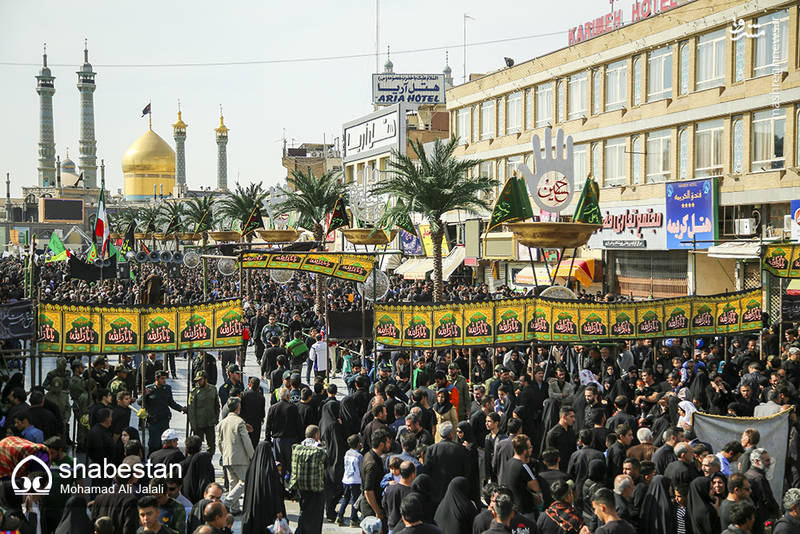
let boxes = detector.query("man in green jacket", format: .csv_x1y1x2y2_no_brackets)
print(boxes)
187,371,220,455
449,362,471,421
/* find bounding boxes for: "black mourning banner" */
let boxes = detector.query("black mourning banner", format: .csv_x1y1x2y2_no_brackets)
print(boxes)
0,300,34,340
782,294,800,322
326,310,373,340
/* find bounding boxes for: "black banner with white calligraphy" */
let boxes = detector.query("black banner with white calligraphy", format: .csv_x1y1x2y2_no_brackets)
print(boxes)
0,300,34,340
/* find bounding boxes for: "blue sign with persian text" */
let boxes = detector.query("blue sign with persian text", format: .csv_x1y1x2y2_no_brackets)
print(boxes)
665,179,715,250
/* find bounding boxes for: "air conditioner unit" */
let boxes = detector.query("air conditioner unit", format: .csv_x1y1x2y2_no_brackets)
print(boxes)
785,214,793,233
734,218,756,235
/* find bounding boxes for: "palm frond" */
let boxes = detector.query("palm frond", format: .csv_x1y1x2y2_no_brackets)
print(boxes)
275,168,348,232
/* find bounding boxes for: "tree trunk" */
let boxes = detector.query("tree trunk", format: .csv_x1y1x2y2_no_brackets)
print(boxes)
432,223,445,302
314,224,325,313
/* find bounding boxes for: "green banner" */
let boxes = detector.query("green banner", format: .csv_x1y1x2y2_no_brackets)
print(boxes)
240,252,374,282
763,244,800,278
37,299,243,354
374,288,763,348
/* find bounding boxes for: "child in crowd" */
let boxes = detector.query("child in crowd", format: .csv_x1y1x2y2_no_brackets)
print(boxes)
337,434,363,527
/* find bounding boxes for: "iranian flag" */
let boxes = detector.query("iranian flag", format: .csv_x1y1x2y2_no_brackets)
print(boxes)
94,181,110,258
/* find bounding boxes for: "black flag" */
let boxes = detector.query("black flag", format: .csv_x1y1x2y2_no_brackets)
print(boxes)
241,204,264,237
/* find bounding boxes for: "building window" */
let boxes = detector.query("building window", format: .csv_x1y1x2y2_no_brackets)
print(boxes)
605,60,626,111
734,35,745,82
507,92,522,134
557,80,566,123
679,42,689,95
732,117,744,173
472,106,479,143
604,138,626,187
536,82,553,127
646,129,671,183
479,160,493,179
568,72,587,120
695,119,724,177
753,10,789,77
456,108,469,145
574,144,587,191
592,70,602,115
752,109,785,170
797,110,800,167
497,159,505,182
678,128,688,180
592,142,601,180
525,89,533,130
480,100,495,140
507,155,522,178
647,46,672,102
696,29,725,90
633,56,642,105
497,98,505,137
632,136,642,184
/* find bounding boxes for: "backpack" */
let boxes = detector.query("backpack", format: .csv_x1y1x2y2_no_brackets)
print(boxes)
289,444,327,492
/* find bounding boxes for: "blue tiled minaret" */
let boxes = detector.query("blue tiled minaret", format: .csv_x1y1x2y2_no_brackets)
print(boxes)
215,107,229,191
36,44,56,187
76,40,97,188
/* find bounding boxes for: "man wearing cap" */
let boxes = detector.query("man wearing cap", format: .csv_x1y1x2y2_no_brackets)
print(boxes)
150,429,186,466
90,356,111,388
370,363,396,394
219,364,243,407
188,370,221,455
192,351,219,387
108,364,130,406
139,370,186,454
43,436,75,528
43,356,70,390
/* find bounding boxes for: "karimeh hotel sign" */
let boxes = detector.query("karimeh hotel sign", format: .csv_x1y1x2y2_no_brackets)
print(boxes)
568,0,688,46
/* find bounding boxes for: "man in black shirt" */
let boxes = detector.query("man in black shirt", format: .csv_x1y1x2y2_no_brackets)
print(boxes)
538,448,570,507
265,387,302,481
261,336,286,381
606,424,633,485
395,494,442,534
590,488,636,534
361,428,392,524
663,442,700,486
545,406,577,472
481,493,515,534
382,461,416,532
499,434,542,517
652,427,683,474
568,429,605,514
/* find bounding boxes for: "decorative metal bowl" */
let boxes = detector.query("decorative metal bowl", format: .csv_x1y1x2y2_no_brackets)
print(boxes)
506,222,602,249
134,233,152,240
153,233,167,241
256,229,301,242
342,229,398,245
208,231,241,242
110,233,121,240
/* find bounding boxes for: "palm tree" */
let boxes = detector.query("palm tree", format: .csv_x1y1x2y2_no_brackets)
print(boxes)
373,136,496,302
183,196,216,236
114,208,138,233
276,168,348,313
219,183,267,236
156,201,186,234
138,205,160,234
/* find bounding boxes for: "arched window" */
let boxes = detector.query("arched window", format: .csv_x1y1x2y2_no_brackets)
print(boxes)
679,42,690,95
632,136,642,184
678,128,689,179
732,118,744,173
633,57,642,105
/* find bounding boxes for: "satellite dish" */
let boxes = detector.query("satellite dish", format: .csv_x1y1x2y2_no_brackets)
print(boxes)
357,270,390,301
217,258,237,276
183,250,201,268
270,269,294,283
539,285,578,300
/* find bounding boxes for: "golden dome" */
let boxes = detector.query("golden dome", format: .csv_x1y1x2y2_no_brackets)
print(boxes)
121,129,176,175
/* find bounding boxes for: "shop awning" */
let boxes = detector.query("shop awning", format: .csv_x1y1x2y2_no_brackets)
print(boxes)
442,246,466,281
707,241,761,259
403,258,434,280
394,257,426,276
553,258,598,288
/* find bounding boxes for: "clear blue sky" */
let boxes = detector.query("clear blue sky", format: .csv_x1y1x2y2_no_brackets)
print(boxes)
1,0,608,197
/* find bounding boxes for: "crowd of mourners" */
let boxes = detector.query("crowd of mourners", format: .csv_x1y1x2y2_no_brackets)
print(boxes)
0,254,799,534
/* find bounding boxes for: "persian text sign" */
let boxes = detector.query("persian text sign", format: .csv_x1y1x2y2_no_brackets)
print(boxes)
665,178,715,249
372,74,446,106
587,203,667,250
374,288,762,348
240,252,374,283
0,300,34,340
37,300,243,354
